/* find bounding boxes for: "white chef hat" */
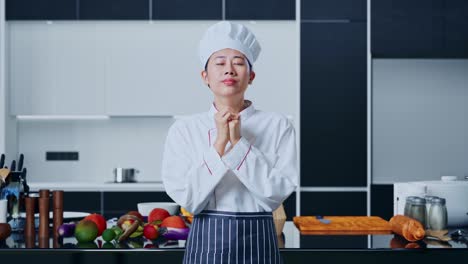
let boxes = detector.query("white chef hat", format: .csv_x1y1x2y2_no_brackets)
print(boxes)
199,21,261,69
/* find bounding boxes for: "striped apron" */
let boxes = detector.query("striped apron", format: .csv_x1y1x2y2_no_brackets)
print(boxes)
183,210,283,264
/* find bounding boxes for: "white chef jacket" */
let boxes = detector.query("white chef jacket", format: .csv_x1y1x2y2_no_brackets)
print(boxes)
161,102,298,215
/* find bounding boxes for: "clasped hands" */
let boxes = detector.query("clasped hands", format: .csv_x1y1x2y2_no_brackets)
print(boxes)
213,110,241,156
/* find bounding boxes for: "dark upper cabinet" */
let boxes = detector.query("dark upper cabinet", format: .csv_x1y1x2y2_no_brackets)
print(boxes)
301,0,367,21
6,0,77,20
372,0,468,58
372,0,444,57
444,0,468,57
153,0,221,20
79,0,149,20
226,0,295,20
300,22,367,187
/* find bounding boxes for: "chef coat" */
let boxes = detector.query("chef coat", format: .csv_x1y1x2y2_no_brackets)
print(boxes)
162,102,298,215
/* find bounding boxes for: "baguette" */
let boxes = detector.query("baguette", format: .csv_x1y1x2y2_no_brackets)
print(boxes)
389,215,425,242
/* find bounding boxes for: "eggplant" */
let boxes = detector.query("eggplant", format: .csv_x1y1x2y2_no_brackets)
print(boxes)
160,227,190,240
58,223,76,237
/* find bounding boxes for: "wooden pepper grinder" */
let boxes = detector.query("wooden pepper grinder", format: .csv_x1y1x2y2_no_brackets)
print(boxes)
52,190,64,244
24,196,36,242
38,189,50,242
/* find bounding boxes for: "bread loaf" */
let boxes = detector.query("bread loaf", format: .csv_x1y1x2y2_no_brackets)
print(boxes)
389,215,425,242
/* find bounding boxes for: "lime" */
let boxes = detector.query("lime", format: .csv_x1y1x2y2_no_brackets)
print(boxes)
102,228,117,242
112,226,123,239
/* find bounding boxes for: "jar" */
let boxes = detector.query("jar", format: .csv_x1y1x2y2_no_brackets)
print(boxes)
428,197,447,231
404,196,418,217
424,195,439,229
409,197,426,227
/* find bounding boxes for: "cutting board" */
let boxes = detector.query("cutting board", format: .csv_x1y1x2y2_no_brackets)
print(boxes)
293,216,393,235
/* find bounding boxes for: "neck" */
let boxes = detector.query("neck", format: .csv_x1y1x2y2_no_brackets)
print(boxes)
214,97,248,114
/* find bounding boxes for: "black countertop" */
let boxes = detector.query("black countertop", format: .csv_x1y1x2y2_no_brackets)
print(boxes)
2,222,468,249
1,222,467,263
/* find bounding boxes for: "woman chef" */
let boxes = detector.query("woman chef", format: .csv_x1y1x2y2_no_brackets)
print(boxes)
162,21,298,264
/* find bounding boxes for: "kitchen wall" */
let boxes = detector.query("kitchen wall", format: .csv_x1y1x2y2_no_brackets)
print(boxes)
372,59,468,184
0,0,17,158
8,21,299,183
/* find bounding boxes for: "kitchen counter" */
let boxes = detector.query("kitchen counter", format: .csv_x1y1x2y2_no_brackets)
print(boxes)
28,182,166,192
1,222,467,263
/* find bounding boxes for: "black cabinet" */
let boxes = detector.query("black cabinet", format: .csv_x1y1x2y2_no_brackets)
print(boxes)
300,192,367,216
79,0,149,20
300,22,367,187
372,0,444,58
283,192,296,221
370,184,393,221
444,1,468,57
372,0,468,58
63,192,102,214
301,0,367,21
103,191,175,218
226,0,295,20
6,0,77,20
153,0,221,20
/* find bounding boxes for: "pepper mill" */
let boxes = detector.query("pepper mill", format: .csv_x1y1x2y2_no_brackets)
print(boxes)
38,189,50,240
53,190,64,239
24,196,36,239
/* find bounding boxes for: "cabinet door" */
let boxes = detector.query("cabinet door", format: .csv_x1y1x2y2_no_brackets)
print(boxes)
103,191,175,218
300,191,367,216
301,0,366,21
371,0,444,57
153,0,221,20
64,192,102,214
225,0,295,20
9,23,106,115
105,23,211,116
79,0,149,20
300,22,367,187
444,1,468,58
6,0,77,20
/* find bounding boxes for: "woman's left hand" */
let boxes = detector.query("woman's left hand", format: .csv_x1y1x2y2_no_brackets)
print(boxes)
228,114,241,145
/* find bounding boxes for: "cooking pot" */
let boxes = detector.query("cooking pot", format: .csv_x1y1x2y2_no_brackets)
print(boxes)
113,168,139,183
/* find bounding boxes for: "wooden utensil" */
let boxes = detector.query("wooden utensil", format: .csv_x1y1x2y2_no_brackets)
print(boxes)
0,168,10,183
425,229,451,242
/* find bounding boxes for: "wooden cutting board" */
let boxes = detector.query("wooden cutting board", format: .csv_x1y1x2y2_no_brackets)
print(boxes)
293,216,392,235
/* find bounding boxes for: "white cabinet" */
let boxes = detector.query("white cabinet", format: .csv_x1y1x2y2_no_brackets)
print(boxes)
104,23,211,116
8,22,297,117
9,22,105,115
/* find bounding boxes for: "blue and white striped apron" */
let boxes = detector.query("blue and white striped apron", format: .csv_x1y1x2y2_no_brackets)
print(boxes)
183,210,283,264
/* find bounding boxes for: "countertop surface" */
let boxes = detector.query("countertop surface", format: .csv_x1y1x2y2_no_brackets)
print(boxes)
28,182,166,192
1,222,467,250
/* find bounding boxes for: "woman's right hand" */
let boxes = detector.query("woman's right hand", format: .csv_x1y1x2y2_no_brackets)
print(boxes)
213,110,233,156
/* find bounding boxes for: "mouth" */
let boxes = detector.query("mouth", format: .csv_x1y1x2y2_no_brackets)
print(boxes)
222,79,237,85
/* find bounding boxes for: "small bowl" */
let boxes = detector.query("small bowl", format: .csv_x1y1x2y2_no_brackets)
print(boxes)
137,202,180,216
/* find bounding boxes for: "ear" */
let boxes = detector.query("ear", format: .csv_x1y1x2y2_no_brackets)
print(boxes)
248,71,256,84
201,70,209,86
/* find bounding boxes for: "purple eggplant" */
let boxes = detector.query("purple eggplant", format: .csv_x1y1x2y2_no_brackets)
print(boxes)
159,227,190,240
58,223,76,237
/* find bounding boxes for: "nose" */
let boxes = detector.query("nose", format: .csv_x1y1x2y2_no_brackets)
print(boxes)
224,63,235,75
